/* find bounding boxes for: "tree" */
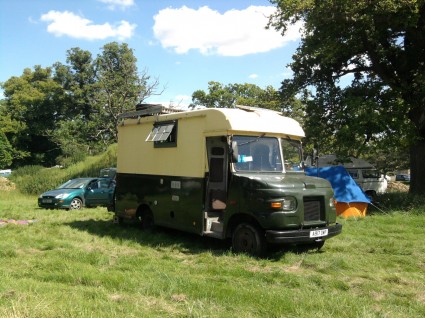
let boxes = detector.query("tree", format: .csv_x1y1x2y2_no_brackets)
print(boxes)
1,66,67,166
192,81,282,109
0,130,13,169
48,49,97,164
1,42,162,167
269,0,425,194
92,42,152,143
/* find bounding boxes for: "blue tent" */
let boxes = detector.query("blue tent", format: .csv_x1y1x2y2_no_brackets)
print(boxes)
305,166,370,204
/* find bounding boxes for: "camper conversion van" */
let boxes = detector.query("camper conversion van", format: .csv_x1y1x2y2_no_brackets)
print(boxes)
113,104,342,255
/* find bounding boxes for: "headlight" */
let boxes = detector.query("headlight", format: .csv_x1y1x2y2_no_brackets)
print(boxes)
55,193,70,199
330,197,335,208
270,197,297,211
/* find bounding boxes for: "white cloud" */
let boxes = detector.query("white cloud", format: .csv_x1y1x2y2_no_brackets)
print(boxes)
249,74,258,79
97,0,135,10
153,5,302,56
40,10,136,40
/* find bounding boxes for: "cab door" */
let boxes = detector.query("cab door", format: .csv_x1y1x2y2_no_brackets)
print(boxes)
205,137,228,211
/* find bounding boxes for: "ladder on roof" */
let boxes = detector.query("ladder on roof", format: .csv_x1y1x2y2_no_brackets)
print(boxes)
118,103,183,120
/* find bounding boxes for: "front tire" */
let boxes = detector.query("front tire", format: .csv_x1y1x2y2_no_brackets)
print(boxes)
232,223,267,256
69,198,83,210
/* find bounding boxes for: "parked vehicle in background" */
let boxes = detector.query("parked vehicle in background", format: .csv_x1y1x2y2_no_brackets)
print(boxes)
314,155,387,197
113,104,342,256
395,174,410,182
0,169,12,178
100,167,116,179
38,177,115,210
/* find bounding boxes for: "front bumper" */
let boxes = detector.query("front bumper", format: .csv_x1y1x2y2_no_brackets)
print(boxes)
38,198,68,209
265,223,342,244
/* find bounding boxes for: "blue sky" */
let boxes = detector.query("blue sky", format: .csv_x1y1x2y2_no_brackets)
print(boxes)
0,0,302,107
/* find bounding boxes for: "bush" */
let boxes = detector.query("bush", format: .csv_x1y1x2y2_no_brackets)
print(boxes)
10,165,44,177
10,144,117,195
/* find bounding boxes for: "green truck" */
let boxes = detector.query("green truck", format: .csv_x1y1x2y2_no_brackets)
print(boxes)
113,104,342,255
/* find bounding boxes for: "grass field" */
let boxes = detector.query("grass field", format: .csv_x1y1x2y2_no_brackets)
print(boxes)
0,190,424,317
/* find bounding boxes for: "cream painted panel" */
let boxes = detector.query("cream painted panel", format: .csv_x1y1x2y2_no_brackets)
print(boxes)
118,116,208,178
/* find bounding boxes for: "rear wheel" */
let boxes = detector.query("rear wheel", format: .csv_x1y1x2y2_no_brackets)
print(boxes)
69,198,83,210
232,223,267,256
138,208,155,230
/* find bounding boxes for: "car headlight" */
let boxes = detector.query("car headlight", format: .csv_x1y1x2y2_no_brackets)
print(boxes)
55,193,70,199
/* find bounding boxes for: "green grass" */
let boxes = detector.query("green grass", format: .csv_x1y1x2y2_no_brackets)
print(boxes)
0,191,424,317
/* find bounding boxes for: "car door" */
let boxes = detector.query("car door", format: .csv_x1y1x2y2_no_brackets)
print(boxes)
85,179,115,206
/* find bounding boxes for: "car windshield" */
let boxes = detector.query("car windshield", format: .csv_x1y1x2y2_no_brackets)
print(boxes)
58,179,91,189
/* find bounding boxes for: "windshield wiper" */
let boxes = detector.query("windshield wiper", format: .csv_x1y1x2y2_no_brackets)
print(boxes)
238,133,266,146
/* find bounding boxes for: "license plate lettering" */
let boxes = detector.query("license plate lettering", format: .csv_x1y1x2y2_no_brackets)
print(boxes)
42,199,52,203
310,229,328,238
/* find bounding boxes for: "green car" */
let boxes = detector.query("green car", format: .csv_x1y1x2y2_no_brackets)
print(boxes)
38,178,115,210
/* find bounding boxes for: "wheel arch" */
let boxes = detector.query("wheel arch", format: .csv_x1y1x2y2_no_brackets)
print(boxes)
225,213,263,239
136,203,152,219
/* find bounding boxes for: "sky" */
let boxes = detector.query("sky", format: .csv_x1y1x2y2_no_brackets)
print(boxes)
0,0,302,107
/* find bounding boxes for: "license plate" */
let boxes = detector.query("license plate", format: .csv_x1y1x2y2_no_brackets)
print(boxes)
310,229,328,238
42,199,52,203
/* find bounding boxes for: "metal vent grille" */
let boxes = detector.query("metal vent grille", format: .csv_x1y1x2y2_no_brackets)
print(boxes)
304,198,322,221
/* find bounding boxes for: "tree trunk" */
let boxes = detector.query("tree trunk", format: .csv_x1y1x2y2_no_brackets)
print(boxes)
409,139,425,195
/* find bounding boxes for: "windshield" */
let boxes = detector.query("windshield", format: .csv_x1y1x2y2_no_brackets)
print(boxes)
58,179,91,189
281,138,303,172
233,136,282,172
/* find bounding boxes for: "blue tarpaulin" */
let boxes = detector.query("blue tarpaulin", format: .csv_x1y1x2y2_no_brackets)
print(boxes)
305,166,371,204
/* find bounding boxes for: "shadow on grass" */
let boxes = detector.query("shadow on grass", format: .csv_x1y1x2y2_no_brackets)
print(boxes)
65,217,326,259
65,218,231,256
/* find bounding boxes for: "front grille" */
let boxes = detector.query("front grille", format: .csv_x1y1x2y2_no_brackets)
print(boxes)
303,197,324,221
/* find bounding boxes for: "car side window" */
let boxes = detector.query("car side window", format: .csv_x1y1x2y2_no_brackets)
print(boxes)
99,180,110,189
89,181,99,189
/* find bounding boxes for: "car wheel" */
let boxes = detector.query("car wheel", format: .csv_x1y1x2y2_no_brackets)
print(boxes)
232,223,267,256
69,198,83,210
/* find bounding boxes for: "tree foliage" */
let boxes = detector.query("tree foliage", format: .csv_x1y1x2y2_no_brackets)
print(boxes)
191,81,280,109
269,0,425,194
190,81,306,123
0,42,159,168
0,130,13,169
92,42,149,143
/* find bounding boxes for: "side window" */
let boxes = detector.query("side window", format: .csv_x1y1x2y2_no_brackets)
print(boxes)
348,170,358,179
99,180,110,189
362,169,379,178
146,120,178,148
89,181,99,189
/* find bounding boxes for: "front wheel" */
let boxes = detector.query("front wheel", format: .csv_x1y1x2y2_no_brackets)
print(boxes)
232,223,267,256
69,198,83,210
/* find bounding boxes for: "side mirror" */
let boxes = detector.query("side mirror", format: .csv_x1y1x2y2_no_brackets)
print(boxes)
230,141,238,163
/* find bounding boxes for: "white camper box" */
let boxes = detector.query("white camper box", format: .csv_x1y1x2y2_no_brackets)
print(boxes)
316,155,387,196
